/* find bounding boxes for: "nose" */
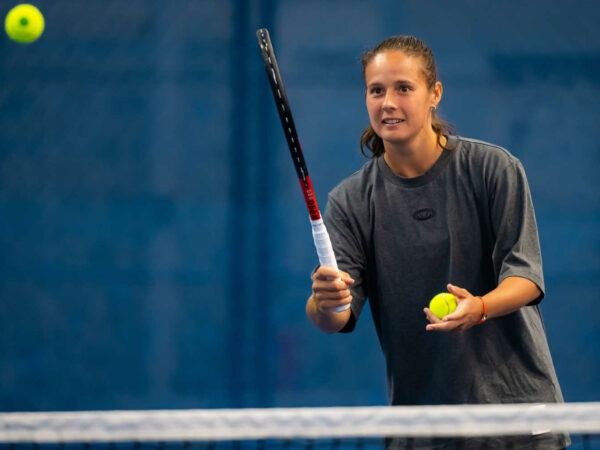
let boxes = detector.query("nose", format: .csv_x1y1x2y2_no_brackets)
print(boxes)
382,91,397,110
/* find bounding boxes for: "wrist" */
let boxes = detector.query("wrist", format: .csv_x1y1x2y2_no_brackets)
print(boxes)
475,296,487,324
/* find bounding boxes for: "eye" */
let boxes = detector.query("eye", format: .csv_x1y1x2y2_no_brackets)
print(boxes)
398,85,411,93
368,86,384,96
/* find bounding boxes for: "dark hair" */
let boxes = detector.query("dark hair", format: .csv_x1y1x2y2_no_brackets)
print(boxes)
359,35,455,157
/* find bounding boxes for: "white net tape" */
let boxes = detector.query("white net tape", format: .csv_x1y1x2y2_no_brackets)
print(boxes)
0,402,599,443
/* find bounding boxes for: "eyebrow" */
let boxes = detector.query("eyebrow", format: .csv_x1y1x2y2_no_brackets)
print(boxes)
366,79,416,88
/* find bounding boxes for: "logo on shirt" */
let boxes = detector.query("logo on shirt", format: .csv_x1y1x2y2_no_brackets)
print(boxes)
413,208,436,221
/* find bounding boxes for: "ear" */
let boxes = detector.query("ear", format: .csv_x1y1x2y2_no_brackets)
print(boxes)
432,81,443,108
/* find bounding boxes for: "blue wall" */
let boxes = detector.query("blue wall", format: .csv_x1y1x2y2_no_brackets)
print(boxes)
1,0,598,411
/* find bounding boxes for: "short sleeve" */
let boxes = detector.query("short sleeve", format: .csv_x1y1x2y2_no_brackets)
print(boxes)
489,159,545,302
323,192,369,327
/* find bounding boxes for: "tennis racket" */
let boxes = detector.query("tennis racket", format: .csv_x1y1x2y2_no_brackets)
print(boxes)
256,28,349,312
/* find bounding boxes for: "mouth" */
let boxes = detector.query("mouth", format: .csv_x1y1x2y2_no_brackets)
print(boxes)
382,118,404,125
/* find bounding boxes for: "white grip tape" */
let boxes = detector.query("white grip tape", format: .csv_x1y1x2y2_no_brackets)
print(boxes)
310,219,350,312
311,218,338,270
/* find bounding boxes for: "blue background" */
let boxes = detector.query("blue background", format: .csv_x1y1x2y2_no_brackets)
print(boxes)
1,0,598,411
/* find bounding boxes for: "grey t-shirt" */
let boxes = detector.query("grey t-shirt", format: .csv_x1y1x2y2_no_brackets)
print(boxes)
324,135,564,407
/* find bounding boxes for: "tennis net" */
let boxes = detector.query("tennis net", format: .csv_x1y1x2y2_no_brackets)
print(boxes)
0,402,599,449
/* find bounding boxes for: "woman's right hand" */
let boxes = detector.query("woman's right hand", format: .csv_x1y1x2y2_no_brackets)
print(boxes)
310,266,355,314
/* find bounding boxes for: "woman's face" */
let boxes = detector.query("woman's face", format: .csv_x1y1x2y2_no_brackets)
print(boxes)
364,50,441,150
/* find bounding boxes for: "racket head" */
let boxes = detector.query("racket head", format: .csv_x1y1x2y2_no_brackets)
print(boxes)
256,28,321,221
256,29,348,311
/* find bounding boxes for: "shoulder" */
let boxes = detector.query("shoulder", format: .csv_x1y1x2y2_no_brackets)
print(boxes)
448,136,533,202
329,157,379,202
447,136,527,185
449,135,521,169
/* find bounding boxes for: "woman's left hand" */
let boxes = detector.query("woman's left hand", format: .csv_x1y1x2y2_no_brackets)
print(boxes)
424,283,485,332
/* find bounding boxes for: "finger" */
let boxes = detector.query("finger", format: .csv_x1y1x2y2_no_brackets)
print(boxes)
314,273,354,291
427,312,475,331
426,321,456,332
441,311,461,322
426,317,466,331
313,266,339,281
320,298,352,312
313,277,352,296
313,277,351,293
447,283,472,299
313,289,352,311
338,270,355,285
442,305,468,321
423,307,442,323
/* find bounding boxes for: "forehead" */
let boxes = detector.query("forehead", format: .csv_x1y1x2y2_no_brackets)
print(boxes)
365,50,425,84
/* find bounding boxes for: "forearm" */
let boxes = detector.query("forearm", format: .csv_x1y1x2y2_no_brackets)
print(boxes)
306,295,352,334
481,276,542,319
426,276,542,331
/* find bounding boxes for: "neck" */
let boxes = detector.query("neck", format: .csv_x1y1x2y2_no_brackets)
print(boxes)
383,133,445,178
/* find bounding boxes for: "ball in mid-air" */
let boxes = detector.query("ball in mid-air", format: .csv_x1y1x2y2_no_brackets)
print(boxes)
5,4,45,44
429,292,457,319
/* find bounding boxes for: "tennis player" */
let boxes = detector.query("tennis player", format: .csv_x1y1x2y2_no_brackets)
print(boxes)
306,35,569,449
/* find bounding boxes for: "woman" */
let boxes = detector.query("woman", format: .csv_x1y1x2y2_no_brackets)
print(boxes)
306,35,568,449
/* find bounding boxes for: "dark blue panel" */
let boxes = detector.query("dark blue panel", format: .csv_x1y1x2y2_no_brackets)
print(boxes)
0,0,598,412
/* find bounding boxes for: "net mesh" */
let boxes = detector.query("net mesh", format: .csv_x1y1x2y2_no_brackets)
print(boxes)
0,403,599,449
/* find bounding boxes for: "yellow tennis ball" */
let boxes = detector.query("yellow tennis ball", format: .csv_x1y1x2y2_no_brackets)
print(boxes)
429,292,457,319
5,4,45,44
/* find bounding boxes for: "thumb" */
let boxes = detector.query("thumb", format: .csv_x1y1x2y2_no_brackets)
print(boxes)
447,283,472,300
338,269,355,285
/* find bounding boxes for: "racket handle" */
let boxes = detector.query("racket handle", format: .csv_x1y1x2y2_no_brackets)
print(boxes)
311,218,337,270
310,219,351,312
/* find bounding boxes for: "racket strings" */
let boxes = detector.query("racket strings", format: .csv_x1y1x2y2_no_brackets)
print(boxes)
258,29,311,184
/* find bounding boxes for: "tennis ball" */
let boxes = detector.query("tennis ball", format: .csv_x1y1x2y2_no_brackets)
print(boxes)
429,292,457,319
5,4,45,44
